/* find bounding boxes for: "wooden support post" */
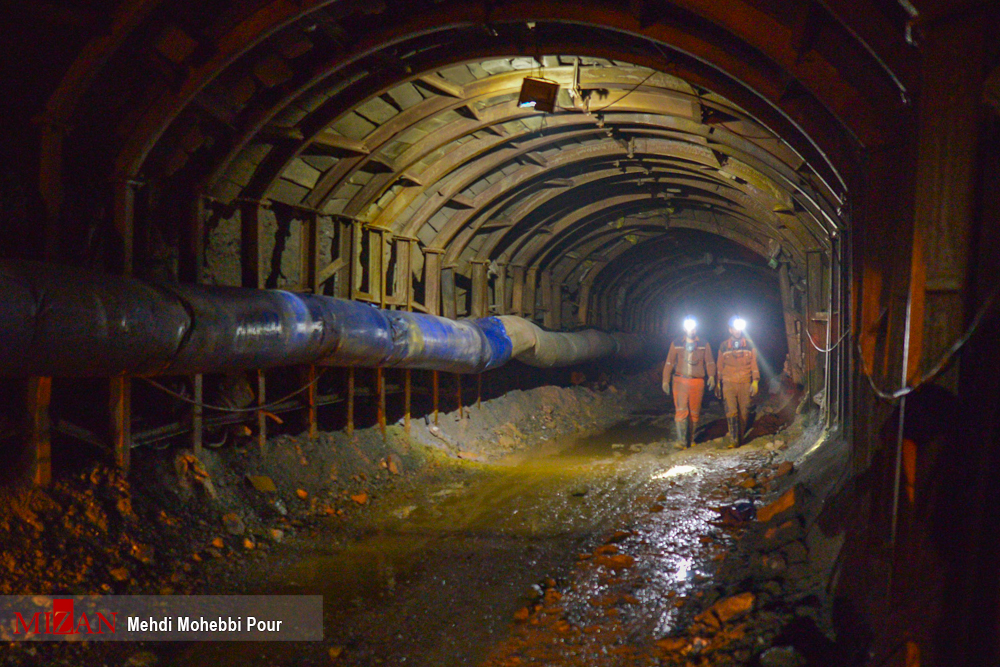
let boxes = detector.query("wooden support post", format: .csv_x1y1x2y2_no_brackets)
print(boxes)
346,367,355,436
510,265,525,316
391,238,405,304
470,260,489,318
382,230,393,307
423,248,444,316
594,289,605,330
549,278,562,330
432,370,439,425
540,271,553,327
524,267,538,320
306,365,318,440
256,370,266,456
109,375,131,473
350,221,364,300
577,281,592,327
369,228,386,304
25,377,52,487
301,213,320,293
455,373,463,420
404,369,412,434
335,219,353,298
441,267,457,319
405,238,416,311
495,262,508,315
377,367,386,438
805,251,825,400
192,373,203,457
180,192,206,283
779,265,805,384
240,201,265,289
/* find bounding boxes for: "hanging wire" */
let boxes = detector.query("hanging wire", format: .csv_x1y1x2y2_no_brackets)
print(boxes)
591,69,659,113
805,326,850,353
575,40,672,115
858,280,1000,402
141,369,328,413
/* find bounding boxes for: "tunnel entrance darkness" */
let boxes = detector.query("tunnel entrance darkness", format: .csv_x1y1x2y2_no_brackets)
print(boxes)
4,2,1000,666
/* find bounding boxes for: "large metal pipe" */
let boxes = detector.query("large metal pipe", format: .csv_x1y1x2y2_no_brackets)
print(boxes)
0,261,638,378
498,316,628,367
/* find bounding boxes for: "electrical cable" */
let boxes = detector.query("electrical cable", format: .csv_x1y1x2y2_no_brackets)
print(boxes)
805,325,849,353
573,43,670,115
590,70,658,113
141,369,328,413
858,280,1000,402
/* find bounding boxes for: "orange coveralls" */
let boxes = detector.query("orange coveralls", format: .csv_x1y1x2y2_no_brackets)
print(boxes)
716,336,760,422
662,336,716,424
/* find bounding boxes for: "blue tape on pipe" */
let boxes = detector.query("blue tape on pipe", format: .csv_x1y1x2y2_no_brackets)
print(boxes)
0,261,519,377
474,317,514,371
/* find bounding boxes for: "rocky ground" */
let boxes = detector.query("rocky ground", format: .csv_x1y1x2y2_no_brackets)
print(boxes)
478,390,849,667
0,369,853,667
0,372,645,666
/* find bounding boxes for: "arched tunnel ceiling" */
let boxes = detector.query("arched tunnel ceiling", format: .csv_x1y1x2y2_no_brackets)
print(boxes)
22,0,918,328
200,50,839,299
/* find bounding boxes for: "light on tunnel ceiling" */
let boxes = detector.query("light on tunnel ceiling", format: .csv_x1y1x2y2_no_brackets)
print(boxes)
682,317,697,334
518,77,559,113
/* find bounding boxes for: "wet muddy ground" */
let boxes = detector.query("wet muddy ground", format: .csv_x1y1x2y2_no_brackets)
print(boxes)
2,376,842,667
165,390,822,667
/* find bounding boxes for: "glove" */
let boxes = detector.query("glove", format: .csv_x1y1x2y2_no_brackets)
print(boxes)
715,381,723,399
707,376,716,392
750,380,759,397
663,381,671,396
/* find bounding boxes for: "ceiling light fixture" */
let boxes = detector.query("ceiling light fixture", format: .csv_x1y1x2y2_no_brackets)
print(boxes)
518,77,559,113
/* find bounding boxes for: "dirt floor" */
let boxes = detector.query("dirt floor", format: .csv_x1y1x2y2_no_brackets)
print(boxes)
0,370,853,667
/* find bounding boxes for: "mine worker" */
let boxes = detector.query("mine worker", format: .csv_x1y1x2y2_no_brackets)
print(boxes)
662,317,716,449
716,316,760,447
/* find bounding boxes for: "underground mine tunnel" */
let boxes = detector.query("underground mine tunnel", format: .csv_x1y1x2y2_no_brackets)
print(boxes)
2,2,1000,666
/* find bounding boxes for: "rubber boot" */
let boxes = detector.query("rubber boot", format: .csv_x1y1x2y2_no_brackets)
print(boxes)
685,419,694,448
738,416,747,447
673,420,686,449
727,417,740,448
